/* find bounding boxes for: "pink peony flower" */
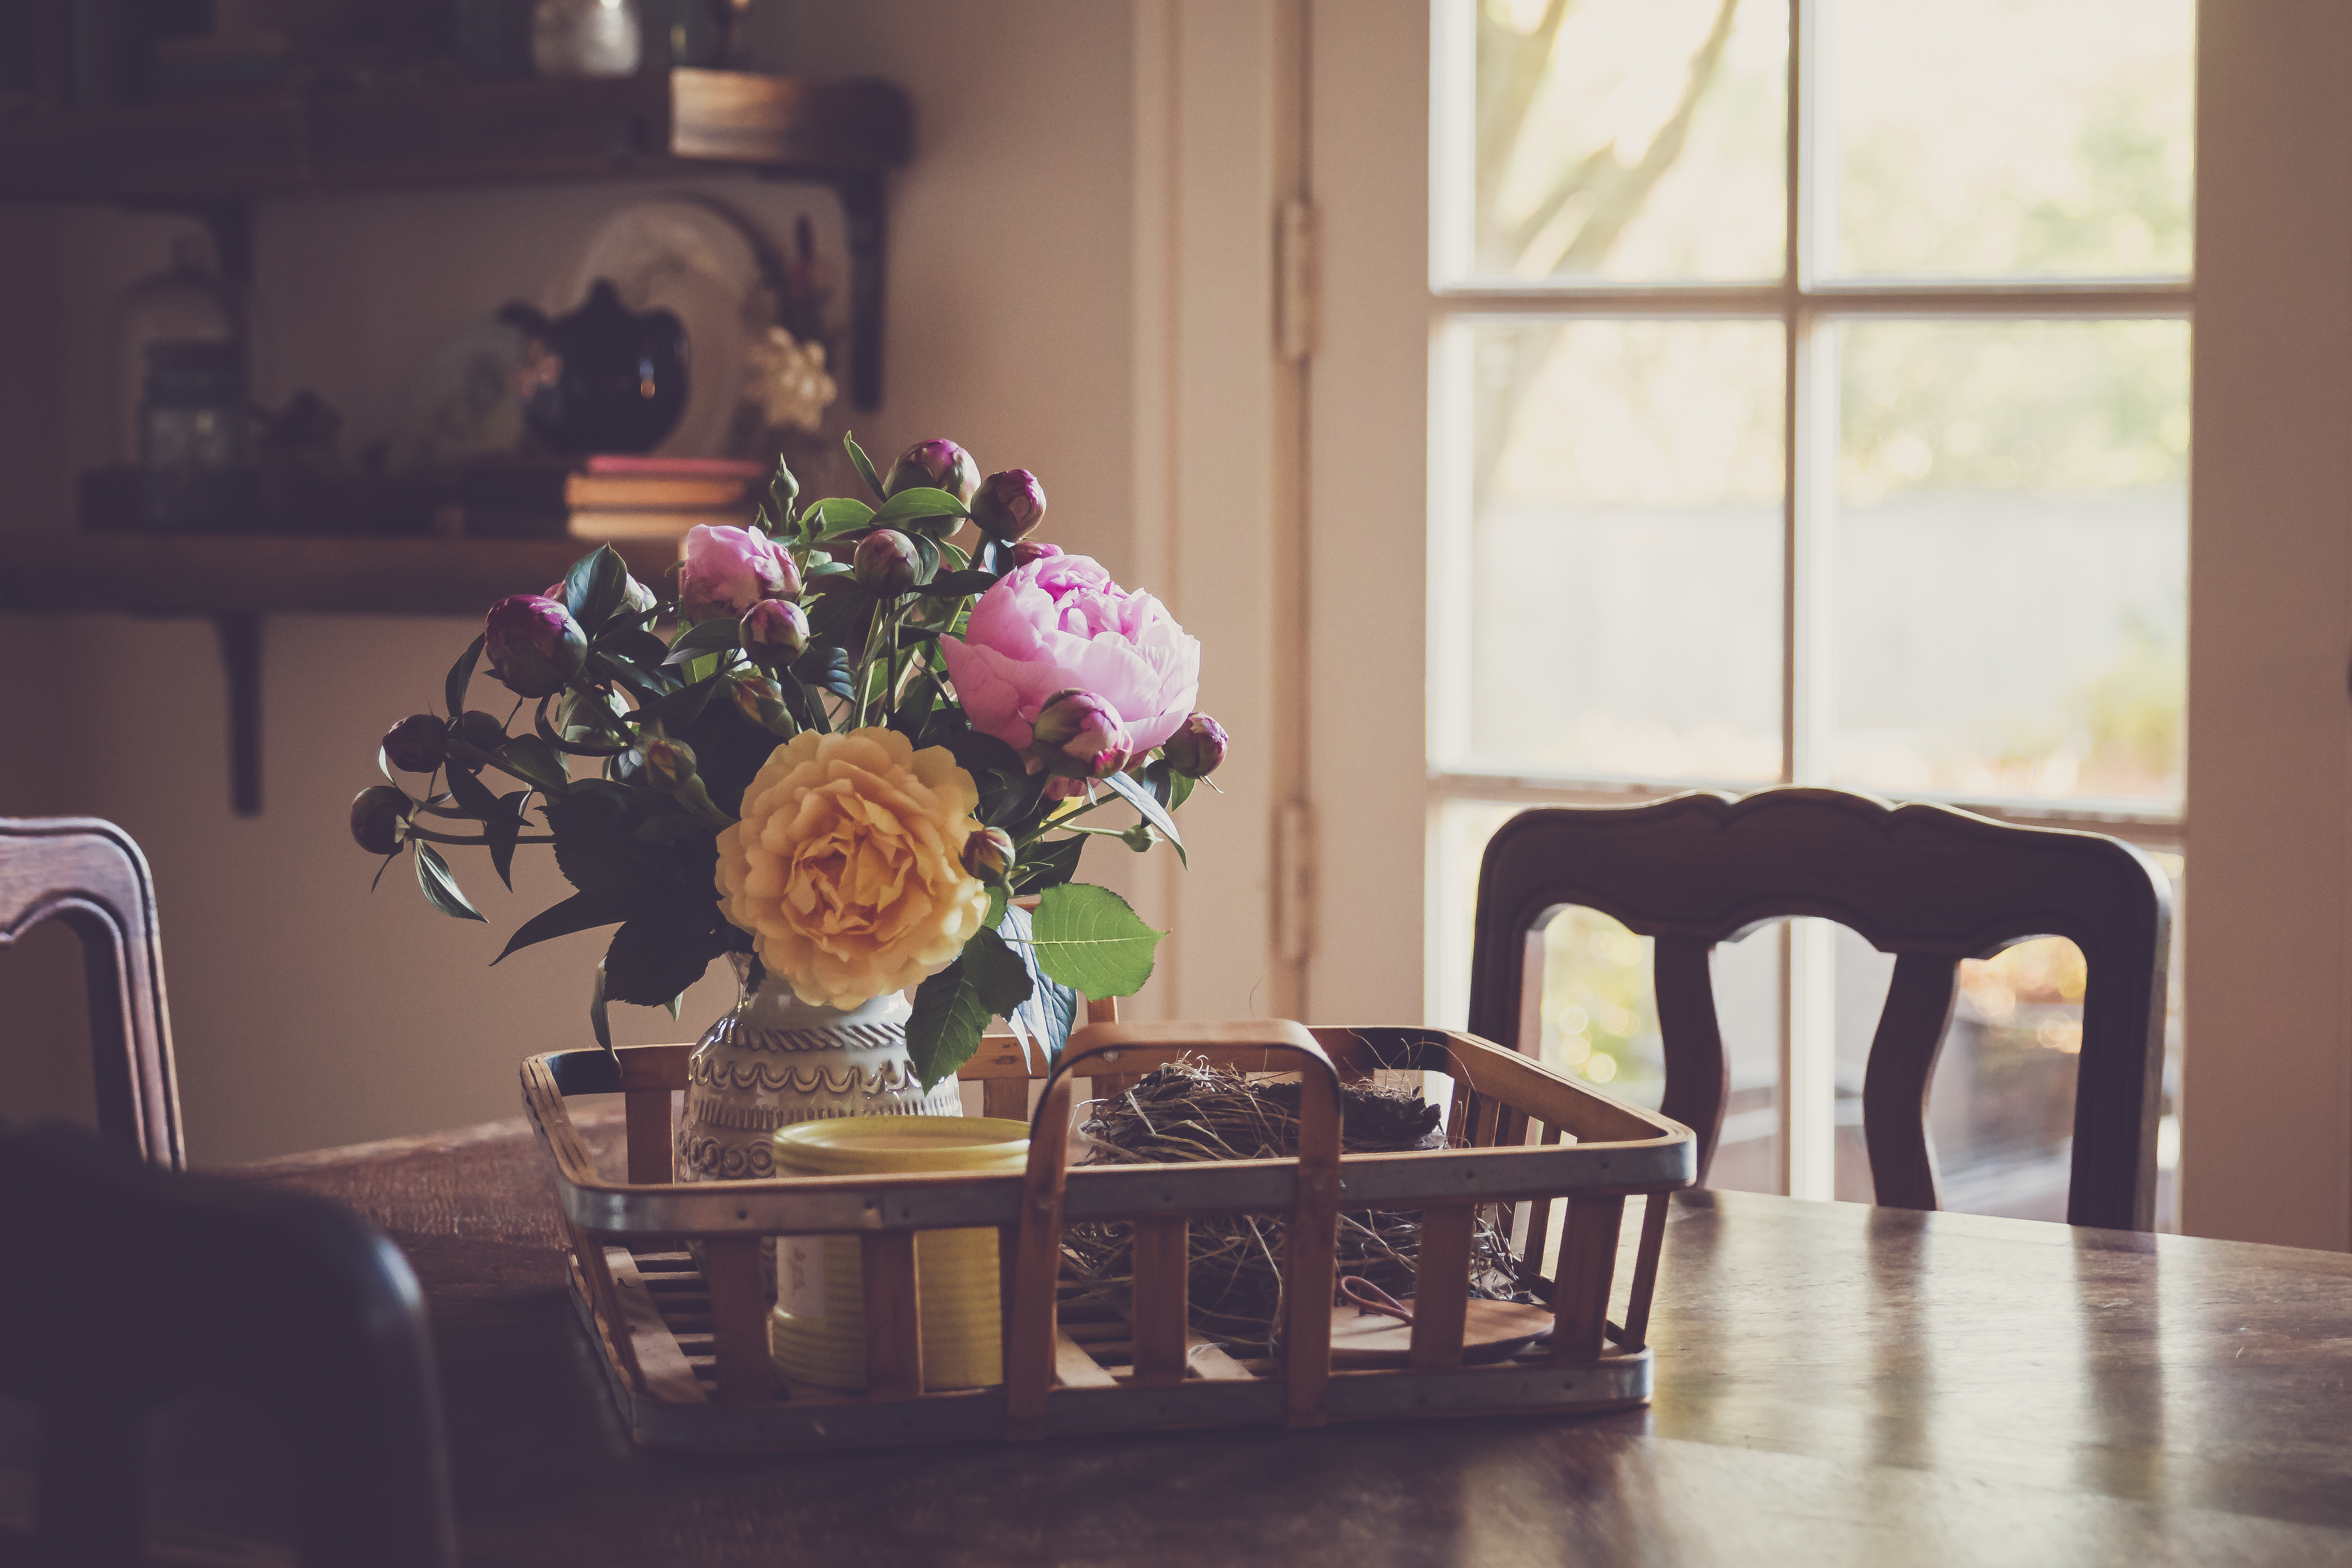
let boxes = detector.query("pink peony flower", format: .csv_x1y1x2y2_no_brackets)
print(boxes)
940,554,1200,754
678,524,797,621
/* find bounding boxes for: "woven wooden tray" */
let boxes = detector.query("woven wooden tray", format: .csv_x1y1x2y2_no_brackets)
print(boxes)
521,1018,1696,1451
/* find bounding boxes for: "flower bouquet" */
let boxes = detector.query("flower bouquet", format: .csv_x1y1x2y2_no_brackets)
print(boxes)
349,435,1226,1087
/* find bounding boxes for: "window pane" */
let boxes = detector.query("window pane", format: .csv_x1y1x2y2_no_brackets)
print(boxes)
1829,319,2187,805
1451,319,1784,780
1829,853,2182,1230
1824,0,2193,279
1461,0,1788,282
1435,801,1785,1194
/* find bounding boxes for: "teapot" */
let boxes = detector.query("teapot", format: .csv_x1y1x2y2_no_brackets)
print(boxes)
498,279,688,455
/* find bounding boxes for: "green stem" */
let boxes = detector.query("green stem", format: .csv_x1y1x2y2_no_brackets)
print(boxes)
405,828,557,847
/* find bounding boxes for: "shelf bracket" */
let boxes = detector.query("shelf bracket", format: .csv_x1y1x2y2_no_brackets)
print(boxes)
818,169,887,411
213,612,261,816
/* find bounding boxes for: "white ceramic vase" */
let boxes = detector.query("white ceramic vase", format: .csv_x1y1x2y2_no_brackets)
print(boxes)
674,955,962,1184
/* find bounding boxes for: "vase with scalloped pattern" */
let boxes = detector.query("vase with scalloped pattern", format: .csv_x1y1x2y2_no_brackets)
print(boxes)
675,954,962,1185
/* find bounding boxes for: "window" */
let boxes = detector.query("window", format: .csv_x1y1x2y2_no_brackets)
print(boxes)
1424,0,2193,1219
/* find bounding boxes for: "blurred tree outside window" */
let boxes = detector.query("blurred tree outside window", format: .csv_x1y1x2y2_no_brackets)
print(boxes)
1431,0,2191,1226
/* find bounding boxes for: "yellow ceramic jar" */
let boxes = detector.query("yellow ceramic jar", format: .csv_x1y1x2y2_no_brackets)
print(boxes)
768,1115,1030,1391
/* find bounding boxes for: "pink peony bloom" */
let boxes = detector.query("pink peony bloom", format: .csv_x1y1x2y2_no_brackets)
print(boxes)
940,554,1200,754
678,524,797,621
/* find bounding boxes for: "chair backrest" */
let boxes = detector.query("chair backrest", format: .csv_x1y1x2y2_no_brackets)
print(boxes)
1466,788,2172,1231
0,1121,459,1567
0,818,182,1168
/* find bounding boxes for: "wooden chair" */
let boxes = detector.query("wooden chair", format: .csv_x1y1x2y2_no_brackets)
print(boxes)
0,818,182,1168
1466,788,2172,1231
0,1120,460,1567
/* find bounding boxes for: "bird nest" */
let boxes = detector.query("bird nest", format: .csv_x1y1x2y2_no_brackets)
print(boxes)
1063,1057,1531,1348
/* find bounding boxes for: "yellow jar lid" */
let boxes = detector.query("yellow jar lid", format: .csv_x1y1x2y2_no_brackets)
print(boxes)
771,1115,1030,1176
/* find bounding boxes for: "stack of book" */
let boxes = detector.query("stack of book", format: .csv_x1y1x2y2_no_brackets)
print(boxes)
426,456,765,542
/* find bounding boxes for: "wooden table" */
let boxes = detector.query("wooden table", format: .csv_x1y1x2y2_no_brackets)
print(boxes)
211,1113,2352,1565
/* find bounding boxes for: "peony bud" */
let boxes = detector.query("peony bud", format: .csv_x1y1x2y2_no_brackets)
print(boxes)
639,732,698,789
853,529,922,595
740,598,810,665
1009,539,1062,569
1029,688,1134,781
636,730,734,827
883,438,980,506
350,785,409,855
769,458,801,513
380,713,448,773
483,594,586,699
452,710,509,760
971,469,1047,541
731,672,795,737
961,825,1016,884
1162,712,1229,779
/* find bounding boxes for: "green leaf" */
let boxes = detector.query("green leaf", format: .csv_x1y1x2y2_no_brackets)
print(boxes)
999,903,1078,1062
807,495,877,536
1025,883,1163,998
497,735,572,793
629,672,723,732
485,790,530,890
603,911,721,1005
793,645,854,701
966,924,1035,1015
905,958,994,1091
597,625,675,669
664,617,742,665
844,431,887,501
561,546,630,632
911,569,998,599
534,697,633,758
492,886,635,964
442,758,502,821
985,884,1009,930
872,486,972,526
1103,769,1186,866
445,634,484,718
590,962,613,1055
414,841,487,923
1011,833,1084,892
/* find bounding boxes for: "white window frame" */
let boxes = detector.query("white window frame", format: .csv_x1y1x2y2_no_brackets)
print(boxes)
1422,0,2191,1199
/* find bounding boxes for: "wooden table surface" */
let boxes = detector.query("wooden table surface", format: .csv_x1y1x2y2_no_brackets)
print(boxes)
220,1111,2352,1567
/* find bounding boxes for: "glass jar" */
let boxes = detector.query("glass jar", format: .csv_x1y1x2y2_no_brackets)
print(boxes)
109,235,243,468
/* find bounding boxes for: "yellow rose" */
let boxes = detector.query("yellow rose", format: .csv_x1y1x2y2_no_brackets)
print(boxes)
715,727,991,1010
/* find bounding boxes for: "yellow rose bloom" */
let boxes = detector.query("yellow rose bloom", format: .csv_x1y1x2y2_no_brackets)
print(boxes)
715,727,991,1010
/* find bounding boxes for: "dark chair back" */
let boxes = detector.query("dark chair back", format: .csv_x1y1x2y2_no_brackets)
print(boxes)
1467,788,2171,1230
0,818,182,1167
0,1122,459,1567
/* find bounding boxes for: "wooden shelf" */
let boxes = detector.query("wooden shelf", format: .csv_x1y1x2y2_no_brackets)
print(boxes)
0,71,909,201
0,70,910,408
0,533,679,618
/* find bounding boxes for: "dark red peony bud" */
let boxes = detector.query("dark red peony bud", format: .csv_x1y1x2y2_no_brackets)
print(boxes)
853,529,922,595
740,598,811,665
1162,712,1229,779
380,713,448,773
883,439,981,506
961,825,1016,884
483,594,586,698
349,785,409,855
971,469,1047,542
1009,539,1062,569
1029,688,1134,781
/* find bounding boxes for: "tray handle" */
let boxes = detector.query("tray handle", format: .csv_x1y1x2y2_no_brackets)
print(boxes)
1002,1021,1341,1439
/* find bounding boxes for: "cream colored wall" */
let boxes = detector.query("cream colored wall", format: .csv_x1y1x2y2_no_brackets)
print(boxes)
0,0,1139,1166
